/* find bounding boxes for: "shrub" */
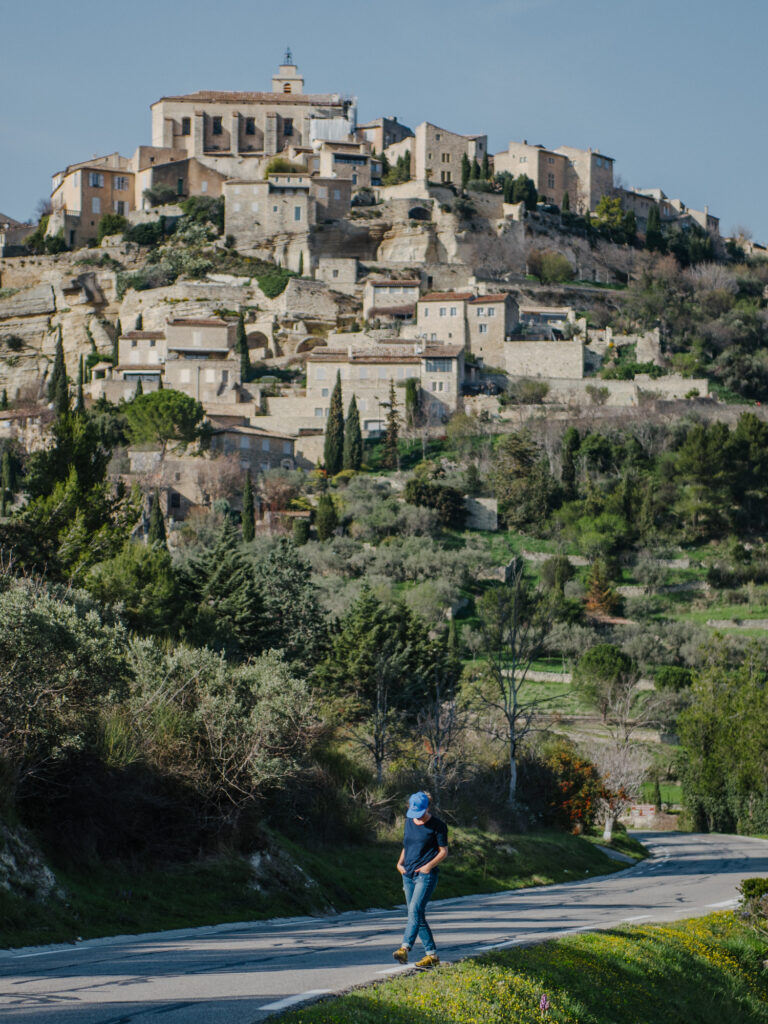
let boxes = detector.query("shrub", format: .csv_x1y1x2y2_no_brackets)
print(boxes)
257,266,295,298
403,477,465,529
123,220,166,246
528,250,575,284
504,379,550,405
143,184,178,207
655,665,694,691
265,157,306,176
179,196,224,232
97,213,128,243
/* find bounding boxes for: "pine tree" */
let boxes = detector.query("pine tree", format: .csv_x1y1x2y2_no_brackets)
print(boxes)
148,489,167,547
113,318,122,364
315,492,338,541
135,377,143,397
323,370,344,475
383,379,399,470
47,330,65,403
585,558,620,615
562,191,571,212
461,153,471,190
242,469,255,542
343,394,363,470
481,153,490,180
75,355,85,414
236,313,251,383
135,313,143,330
0,389,7,411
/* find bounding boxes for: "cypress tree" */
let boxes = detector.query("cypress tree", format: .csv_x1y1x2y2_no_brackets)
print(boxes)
646,202,664,252
113,318,122,364
135,377,143,397
47,330,65,403
653,776,663,812
470,159,481,181
561,426,580,500
0,389,7,410
481,153,490,180
75,355,85,414
562,191,571,212
54,362,69,417
323,370,344,475
315,492,338,541
242,469,255,542
383,379,399,470
236,313,251,383
135,313,143,330
298,251,304,276
148,488,167,547
461,153,471,190
343,394,363,470
292,517,310,545
0,449,12,516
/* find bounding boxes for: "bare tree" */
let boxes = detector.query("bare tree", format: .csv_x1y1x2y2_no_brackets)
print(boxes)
591,742,650,841
471,561,560,806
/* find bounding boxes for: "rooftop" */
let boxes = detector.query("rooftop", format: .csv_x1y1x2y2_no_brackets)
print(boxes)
169,317,232,327
153,91,344,107
121,331,166,340
369,279,420,288
420,292,474,302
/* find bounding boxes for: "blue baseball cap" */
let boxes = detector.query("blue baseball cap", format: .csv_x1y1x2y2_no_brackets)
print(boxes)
406,791,430,819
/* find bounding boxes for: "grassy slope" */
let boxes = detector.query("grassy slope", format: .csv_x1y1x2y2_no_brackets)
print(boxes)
280,913,768,1024
0,829,644,949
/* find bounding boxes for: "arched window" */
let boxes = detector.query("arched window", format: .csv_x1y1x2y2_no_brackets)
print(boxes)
283,83,292,93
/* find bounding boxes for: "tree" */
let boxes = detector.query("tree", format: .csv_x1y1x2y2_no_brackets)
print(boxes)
135,313,143,330
513,174,537,210
561,426,580,500
323,371,344,475
481,153,490,180
591,742,650,841
470,158,481,181
574,644,637,723
97,213,128,243
134,377,143,397
236,313,251,383
383,380,400,470
343,395,363,471
528,250,574,284
86,540,179,635
123,389,206,459
75,355,85,414
491,430,555,531
47,330,66,404
293,517,310,545
585,558,621,615
645,202,665,253
113,318,122,365
461,153,471,190
472,563,559,806
54,363,70,417
241,469,255,542
147,488,167,548
416,628,465,806
250,536,325,663
404,377,422,429
562,191,571,212
315,492,338,540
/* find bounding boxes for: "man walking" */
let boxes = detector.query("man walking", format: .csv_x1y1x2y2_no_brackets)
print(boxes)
392,791,448,968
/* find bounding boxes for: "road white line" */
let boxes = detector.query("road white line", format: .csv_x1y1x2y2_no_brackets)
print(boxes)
12,950,69,959
706,899,737,908
622,915,652,922
260,990,331,1011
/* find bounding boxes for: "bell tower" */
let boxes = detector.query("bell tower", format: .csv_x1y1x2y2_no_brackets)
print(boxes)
272,48,304,95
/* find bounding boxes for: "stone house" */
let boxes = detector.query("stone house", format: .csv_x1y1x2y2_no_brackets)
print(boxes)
136,157,228,206
384,122,487,186
493,141,569,205
49,153,135,248
210,424,296,472
556,145,614,213
0,214,32,256
619,188,719,236
313,140,380,189
362,278,420,320
415,291,520,364
314,257,359,292
357,116,414,154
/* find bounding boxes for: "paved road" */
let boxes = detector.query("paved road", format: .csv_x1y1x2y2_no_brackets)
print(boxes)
1,832,767,1024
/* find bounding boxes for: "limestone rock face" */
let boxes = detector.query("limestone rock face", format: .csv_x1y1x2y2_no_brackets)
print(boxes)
0,283,55,319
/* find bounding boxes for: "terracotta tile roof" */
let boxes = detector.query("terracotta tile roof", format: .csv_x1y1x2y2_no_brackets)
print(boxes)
212,425,295,441
369,279,420,288
169,318,231,326
307,344,461,364
370,305,416,317
122,331,166,340
469,294,512,304
117,364,163,371
154,91,344,106
420,292,474,302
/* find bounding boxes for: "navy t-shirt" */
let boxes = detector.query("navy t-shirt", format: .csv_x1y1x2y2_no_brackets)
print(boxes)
402,815,448,876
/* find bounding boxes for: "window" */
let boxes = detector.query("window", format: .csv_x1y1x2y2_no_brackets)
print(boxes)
177,178,184,195
423,307,429,317
89,172,104,187
441,152,450,163
212,116,222,135
130,340,138,348
284,118,293,137
520,156,527,164
233,202,241,212
262,439,270,451
239,436,250,449
114,176,129,191
332,269,338,278
378,367,387,379
333,189,341,201
171,492,181,509
547,173,555,188
321,387,329,397
222,370,228,383
487,307,496,317
314,408,323,417
314,367,326,380
113,200,126,215
478,323,488,334
273,205,278,212
261,462,270,472
181,369,191,383
359,366,368,379
245,117,256,136
205,369,215,383
294,206,301,221
149,339,155,348
92,197,101,214
316,187,327,199
439,307,447,317
596,157,602,167
450,307,457,317
283,82,292,93
476,307,485,316
181,117,191,135
283,441,292,454
435,133,441,140
548,157,555,165
201,181,208,193
425,358,452,373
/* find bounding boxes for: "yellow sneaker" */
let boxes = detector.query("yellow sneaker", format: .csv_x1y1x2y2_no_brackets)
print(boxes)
392,945,409,964
415,953,440,969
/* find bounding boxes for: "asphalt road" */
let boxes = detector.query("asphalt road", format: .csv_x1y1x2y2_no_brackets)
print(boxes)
1,831,767,1024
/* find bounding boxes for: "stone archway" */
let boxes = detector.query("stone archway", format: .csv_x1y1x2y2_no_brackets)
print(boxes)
408,206,431,221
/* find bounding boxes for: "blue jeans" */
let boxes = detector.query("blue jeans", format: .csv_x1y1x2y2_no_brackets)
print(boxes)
401,870,439,953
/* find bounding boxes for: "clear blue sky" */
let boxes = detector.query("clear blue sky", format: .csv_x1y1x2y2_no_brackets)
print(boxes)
1,0,765,240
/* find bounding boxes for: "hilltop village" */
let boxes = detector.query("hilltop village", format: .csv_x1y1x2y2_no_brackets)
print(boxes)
0,52,756,517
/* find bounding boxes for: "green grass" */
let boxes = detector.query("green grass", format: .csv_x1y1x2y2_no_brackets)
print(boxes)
640,782,683,804
279,913,768,1024
0,830,641,950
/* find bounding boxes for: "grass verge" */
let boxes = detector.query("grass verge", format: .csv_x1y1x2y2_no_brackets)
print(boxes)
0,829,643,949
279,912,768,1024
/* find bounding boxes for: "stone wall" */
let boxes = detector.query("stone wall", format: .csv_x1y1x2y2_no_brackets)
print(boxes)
505,340,584,379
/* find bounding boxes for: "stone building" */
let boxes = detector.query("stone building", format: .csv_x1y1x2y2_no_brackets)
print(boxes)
618,187,719,235
362,277,420,320
556,145,614,213
385,122,487,185
357,116,414,154
210,424,296,472
493,141,569,205
150,53,356,176
49,154,135,248
313,140,380,189
415,291,519,365
0,214,32,256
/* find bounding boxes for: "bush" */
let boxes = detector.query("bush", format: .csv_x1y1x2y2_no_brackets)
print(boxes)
257,266,295,298
403,478,465,529
123,220,167,246
655,665,694,691
503,379,550,405
179,196,224,233
143,184,178,207
528,250,575,284
97,214,128,243
265,157,306,176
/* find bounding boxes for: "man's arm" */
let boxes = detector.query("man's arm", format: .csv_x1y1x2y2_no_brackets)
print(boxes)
397,847,406,874
416,844,448,874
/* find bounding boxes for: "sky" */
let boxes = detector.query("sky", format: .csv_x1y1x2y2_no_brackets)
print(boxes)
1,0,766,239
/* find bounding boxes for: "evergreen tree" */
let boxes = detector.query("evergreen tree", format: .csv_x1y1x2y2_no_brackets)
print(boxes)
585,558,621,615
0,389,7,411
135,313,143,330
513,174,538,211
113,318,122,364
383,380,399,470
147,488,167,548
315,492,338,541
47,330,65,403
0,449,12,517
251,536,325,662
562,191,570,212
404,377,421,428
561,426,580,500
343,395,363,470
323,370,344,475
242,469,255,542
461,153,471,190
236,313,251,383
298,251,304,276
645,202,665,252
292,517,310,545
470,159,481,181
135,377,143,397
75,355,85,414
481,153,490,180
653,776,663,812
502,175,515,204
54,362,69,417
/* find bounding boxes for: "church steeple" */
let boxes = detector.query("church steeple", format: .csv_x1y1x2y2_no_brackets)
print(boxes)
283,46,294,65
272,50,304,94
